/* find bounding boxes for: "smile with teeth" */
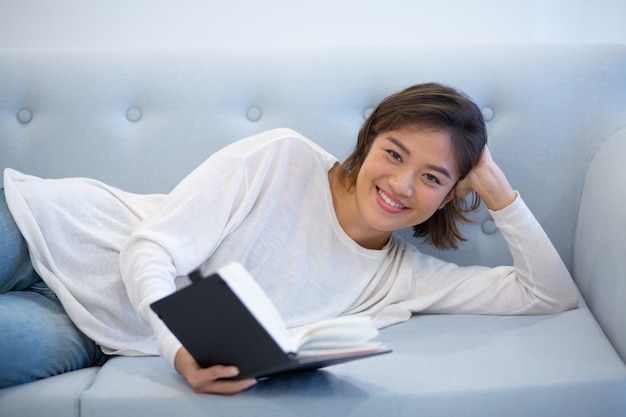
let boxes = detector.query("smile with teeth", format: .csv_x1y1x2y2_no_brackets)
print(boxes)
377,188,406,209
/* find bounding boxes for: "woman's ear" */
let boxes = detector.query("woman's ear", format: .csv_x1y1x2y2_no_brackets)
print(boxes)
438,190,455,209
454,176,472,200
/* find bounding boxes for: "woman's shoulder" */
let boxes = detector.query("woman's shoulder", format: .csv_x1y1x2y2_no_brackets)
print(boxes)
221,128,335,161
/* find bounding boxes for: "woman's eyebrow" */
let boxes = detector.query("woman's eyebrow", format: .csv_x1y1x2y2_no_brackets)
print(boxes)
425,164,452,180
386,136,411,155
386,136,452,180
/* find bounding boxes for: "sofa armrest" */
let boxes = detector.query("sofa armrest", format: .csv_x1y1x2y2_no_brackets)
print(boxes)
574,126,626,362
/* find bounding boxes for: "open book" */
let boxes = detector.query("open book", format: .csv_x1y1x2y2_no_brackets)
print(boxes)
150,262,391,379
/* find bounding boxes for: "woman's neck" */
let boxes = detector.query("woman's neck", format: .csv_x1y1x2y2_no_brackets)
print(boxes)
327,164,391,250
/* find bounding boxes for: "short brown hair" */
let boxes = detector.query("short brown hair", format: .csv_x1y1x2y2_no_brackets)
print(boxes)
338,83,487,249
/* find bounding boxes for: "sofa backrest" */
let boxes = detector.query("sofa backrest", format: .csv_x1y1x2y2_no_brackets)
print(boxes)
1,45,625,327
574,127,626,361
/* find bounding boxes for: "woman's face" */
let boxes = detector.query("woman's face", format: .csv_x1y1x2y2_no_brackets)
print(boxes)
354,127,460,240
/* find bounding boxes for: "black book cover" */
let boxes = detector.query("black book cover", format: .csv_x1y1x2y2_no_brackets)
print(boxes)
151,266,391,379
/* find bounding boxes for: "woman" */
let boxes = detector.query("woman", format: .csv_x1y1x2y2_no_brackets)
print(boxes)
0,83,579,393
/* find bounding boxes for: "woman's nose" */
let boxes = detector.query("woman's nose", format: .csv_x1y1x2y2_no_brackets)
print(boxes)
389,171,414,197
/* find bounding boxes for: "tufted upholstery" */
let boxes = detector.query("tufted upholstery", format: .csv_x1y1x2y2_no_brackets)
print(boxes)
2,46,625,270
0,45,625,417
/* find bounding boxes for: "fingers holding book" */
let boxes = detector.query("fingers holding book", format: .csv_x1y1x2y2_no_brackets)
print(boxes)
174,347,257,395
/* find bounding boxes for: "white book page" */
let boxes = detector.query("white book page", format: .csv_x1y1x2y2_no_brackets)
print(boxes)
288,316,380,353
217,263,295,353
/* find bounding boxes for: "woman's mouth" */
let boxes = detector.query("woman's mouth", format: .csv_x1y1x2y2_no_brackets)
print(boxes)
376,188,407,213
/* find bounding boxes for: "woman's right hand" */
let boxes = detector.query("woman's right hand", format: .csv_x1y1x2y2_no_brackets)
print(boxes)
454,146,517,212
174,347,257,395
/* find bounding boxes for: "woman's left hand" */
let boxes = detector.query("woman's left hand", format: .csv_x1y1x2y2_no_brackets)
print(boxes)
455,147,517,211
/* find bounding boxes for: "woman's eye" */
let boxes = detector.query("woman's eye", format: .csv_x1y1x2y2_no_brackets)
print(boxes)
424,174,441,185
386,150,402,161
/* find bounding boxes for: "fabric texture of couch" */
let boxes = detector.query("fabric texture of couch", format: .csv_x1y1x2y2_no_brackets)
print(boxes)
0,45,625,417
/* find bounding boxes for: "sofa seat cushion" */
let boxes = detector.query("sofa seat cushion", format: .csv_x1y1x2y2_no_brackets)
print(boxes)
79,304,626,417
0,367,99,417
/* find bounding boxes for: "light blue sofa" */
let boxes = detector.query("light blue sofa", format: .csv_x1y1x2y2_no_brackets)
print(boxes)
0,45,625,417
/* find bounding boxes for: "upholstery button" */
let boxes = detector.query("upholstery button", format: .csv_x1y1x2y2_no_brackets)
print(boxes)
481,219,497,235
126,107,142,122
246,107,262,122
481,107,494,122
363,108,374,120
17,109,33,124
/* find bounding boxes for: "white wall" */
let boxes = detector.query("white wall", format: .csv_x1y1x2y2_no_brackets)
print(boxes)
0,0,624,48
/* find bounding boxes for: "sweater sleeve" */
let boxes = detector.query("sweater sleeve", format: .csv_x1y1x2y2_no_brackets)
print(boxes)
119,148,254,368
118,129,307,368
405,194,579,315
120,136,272,365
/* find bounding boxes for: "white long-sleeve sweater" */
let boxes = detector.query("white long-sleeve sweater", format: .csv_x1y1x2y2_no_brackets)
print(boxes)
3,128,579,369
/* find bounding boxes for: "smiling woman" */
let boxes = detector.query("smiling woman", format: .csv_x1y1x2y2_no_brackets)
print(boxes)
337,83,487,249
331,128,460,250
1,82,577,395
